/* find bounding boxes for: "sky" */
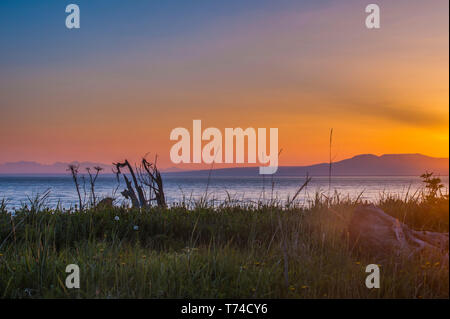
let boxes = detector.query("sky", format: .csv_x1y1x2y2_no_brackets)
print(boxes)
0,0,448,169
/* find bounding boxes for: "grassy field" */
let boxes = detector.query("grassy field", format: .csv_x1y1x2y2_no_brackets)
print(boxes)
0,190,448,299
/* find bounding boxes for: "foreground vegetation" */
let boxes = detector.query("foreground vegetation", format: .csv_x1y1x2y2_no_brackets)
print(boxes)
0,183,448,299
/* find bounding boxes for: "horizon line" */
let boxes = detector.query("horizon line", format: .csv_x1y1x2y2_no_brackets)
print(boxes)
0,152,449,167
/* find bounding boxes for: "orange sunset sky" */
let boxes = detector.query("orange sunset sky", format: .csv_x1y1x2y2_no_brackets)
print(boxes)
0,0,448,169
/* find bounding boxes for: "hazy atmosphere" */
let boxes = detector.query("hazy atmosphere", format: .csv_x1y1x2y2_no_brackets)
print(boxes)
0,0,448,169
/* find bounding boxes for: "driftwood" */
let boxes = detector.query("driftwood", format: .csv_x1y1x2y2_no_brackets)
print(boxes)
138,158,166,207
114,160,146,208
113,157,166,209
348,205,449,265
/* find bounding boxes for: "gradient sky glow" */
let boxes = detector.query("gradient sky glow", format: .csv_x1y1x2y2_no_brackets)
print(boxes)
0,0,448,168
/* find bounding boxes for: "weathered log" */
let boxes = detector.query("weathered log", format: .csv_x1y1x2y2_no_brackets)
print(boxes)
113,157,166,208
114,160,147,208
96,197,115,209
348,204,449,265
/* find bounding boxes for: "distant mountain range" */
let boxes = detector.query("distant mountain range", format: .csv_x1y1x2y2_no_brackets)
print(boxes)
168,154,449,177
0,161,112,175
0,154,448,176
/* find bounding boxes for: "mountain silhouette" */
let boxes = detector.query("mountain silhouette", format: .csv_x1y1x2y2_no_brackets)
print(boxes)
0,161,112,174
0,154,448,176
168,154,449,177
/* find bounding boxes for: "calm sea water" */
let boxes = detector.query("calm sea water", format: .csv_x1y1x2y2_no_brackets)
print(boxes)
0,175,448,210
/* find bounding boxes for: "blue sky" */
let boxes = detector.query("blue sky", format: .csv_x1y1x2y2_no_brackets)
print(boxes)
0,1,447,166
0,0,330,70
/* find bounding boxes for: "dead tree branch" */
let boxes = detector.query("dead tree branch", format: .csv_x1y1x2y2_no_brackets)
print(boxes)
113,156,166,208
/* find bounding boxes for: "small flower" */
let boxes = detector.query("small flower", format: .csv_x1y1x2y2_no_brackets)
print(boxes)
114,216,120,221
289,286,296,291
301,285,309,289
434,262,440,267
355,261,361,265
133,225,139,231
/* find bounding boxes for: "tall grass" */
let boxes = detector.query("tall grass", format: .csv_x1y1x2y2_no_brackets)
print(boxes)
0,191,448,299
